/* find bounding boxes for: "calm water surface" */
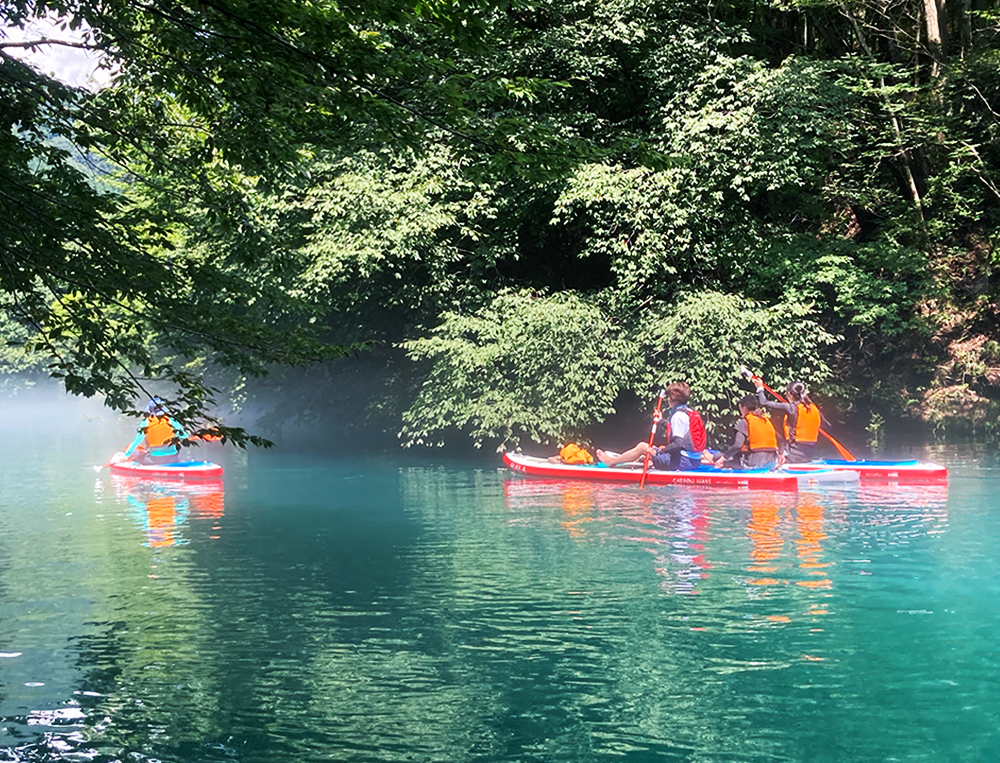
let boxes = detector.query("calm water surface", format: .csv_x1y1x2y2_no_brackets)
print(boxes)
1,427,999,762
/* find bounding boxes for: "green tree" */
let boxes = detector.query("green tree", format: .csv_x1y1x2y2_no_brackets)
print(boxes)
401,290,638,447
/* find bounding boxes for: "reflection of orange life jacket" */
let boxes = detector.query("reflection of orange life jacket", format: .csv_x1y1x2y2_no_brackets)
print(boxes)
145,416,175,447
743,412,778,452
146,495,176,548
789,403,821,444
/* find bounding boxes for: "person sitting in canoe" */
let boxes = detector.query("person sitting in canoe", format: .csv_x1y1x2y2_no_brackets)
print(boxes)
597,382,707,470
123,398,190,465
751,377,830,463
713,394,782,470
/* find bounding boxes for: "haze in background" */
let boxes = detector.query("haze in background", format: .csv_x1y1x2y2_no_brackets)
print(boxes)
3,382,122,439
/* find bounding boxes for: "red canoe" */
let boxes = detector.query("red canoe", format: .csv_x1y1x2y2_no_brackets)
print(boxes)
503,452,800,490
109,459,224,481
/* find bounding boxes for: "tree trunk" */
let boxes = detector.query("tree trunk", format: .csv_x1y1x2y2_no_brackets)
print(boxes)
842,5,926,219
924,0,943,76
957,0,973,58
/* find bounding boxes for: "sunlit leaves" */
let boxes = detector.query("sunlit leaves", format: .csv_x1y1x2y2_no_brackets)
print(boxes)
401,290,637,448
635,291,840,433
293,145,505,336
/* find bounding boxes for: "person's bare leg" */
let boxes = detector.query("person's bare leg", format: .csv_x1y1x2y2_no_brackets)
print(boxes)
597,442,651,467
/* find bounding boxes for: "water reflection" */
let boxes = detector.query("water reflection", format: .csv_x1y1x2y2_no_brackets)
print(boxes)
503,476,949,620
795,493,832,589
105,476,225,547
503,478,716,594
857,482,950,526
746,493,783,580
3,448,975,763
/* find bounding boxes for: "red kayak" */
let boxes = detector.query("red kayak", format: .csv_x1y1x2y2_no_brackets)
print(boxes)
109,458,224,481
503,452,800,490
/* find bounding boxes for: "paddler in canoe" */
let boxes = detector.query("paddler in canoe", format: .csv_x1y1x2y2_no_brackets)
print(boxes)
713,394,783,470
751,377,831,463
123,397,190,465
596,382,708,470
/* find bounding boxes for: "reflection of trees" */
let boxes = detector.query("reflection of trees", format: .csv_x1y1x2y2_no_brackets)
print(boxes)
0,510,8,714
498,477,814,753
66,476,232,758
503,477,850,627
854,483,949,539
69,461,447,761
505,479,713,594
48,463,954,762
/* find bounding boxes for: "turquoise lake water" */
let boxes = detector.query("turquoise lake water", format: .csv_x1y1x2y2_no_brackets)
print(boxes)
1,420,999,762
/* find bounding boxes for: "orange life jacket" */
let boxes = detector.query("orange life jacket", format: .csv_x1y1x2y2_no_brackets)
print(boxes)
145,416,176,448
559,443,594,465
791,403,821,444
743,412,778,452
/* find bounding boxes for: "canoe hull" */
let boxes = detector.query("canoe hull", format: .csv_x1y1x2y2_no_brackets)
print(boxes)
503,453,799,490
109,460,224,481
783,459,947,481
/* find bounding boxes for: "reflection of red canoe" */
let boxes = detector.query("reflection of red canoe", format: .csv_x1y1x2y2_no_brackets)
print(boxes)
503,453,799,490
110,460,224,481
782,459,947,481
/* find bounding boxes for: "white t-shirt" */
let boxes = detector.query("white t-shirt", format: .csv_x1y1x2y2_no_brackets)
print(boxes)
669,408,690,441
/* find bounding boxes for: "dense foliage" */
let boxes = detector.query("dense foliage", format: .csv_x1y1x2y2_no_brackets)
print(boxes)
2,0,999,449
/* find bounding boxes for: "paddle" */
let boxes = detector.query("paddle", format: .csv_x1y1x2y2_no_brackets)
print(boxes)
741,368,856,461
639,389,666,488
93,452,128,473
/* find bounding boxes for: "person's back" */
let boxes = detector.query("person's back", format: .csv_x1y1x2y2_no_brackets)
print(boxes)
124,398,189,464
742,407,779,468
715,394,780,470
753,378,828,463
781,382,828,463
650,389,706,471
596,382,705,470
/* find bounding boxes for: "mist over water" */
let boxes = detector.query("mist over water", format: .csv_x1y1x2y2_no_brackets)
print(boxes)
2,386,1000,762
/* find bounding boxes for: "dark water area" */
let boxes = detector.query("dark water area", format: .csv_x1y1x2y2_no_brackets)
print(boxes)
2,400,1000,762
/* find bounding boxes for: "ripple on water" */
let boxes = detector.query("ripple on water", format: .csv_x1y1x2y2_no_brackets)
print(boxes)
5,449,1000,762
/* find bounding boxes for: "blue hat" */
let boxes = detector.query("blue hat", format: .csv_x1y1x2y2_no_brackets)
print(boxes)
144,397,166,415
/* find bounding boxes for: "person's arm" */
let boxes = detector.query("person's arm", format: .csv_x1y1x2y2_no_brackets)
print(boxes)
818,407,832,431
757,390,794,442
168,416,189,441
759,398,796,418
718,420,749,461
661,439,682,454
653,417,669,445
758,389,795,415
123,427,145,457
772,418,787,451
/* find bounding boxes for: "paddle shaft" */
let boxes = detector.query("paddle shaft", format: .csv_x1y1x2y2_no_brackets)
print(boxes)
639,389,666,488
748,372,856,461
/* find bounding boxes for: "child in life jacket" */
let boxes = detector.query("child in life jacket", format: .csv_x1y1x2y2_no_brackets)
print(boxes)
123,398,190,464
714,394,783,470
596,382,707,470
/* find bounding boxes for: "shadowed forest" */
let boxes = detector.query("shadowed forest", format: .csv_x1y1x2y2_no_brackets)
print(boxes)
2,0,1000,454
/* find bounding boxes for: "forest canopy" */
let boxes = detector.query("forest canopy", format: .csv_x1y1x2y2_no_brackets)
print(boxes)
2,0,999,450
